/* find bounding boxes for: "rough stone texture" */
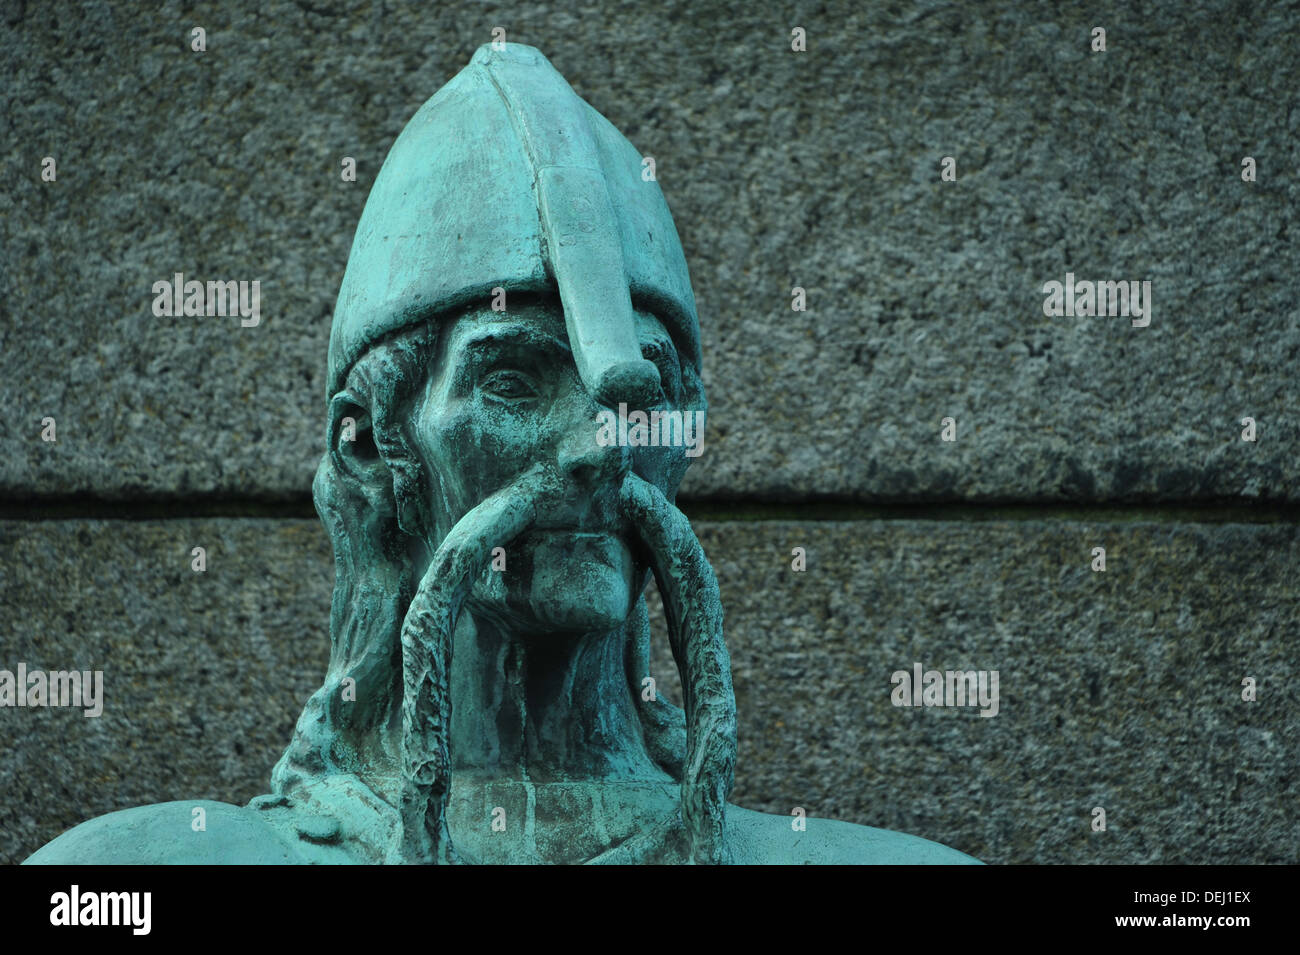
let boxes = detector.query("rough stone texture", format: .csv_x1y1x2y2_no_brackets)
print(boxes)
0,519,332,866
2,0,1298,503
2,517,1293,865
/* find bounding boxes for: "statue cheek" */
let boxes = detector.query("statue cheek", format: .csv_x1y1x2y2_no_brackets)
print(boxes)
632,446,689,498
446,405,545,489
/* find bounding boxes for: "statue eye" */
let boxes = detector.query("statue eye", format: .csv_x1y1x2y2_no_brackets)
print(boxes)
481,369,539,401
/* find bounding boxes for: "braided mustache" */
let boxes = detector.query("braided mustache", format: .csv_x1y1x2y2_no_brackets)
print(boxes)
392,467,737,865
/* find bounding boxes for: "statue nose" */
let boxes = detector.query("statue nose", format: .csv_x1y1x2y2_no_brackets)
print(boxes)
558,435,630,487
556,400,631,487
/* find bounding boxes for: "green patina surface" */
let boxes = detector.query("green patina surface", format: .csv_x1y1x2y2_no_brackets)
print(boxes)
27,44,977,865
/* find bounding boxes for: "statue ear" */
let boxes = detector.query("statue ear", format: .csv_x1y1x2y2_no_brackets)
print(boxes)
328,391,389,490
329,389,433,539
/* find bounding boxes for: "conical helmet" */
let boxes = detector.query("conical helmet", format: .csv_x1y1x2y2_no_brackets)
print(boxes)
328,42,701,407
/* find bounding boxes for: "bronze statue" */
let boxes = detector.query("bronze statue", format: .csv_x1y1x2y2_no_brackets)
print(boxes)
27,43,976,865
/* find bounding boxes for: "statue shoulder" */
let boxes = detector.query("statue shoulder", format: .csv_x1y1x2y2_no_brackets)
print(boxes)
726,805,982,865
23,800,313,865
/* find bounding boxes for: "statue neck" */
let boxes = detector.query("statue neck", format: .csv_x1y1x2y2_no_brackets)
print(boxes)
448,612,667,784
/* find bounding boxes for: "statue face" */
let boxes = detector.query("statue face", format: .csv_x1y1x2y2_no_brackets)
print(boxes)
407,300,695,637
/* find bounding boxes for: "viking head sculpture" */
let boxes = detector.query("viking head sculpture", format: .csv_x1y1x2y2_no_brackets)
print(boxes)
272,42,736,864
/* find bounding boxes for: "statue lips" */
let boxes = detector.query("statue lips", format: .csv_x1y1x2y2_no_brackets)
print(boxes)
531,529,629,573
527,495,633,571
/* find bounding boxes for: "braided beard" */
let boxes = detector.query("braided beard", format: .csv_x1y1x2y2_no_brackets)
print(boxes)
392,468,737,865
